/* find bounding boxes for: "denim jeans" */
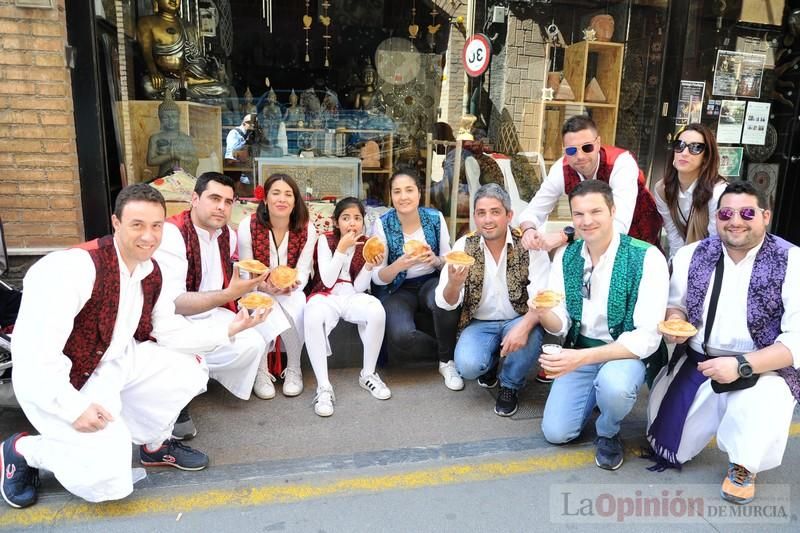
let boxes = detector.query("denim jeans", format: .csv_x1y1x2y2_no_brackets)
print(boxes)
541,358,645,443
454,317,544,390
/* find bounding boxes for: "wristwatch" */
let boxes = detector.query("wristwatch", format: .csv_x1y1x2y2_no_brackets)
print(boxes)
563,226,576,244
736,354,754,378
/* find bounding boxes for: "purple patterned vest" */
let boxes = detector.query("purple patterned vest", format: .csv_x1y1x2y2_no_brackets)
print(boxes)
686,234,800,401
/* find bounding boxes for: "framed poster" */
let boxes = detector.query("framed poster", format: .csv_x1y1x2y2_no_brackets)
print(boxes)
712,51,766,98
719,147,744,177
741,102,771,145
717,100,746,144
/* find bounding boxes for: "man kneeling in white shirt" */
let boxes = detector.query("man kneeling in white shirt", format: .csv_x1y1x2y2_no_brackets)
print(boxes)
0,185,268,509
436,184,551,416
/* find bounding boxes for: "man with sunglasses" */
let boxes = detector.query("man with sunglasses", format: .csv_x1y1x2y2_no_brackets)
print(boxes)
647,181,800,505
225,113,259,195
531,180,669,471
519,115,661,252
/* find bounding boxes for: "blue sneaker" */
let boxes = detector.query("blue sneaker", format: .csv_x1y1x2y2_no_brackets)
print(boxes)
140,439,209,471
1,433,39,509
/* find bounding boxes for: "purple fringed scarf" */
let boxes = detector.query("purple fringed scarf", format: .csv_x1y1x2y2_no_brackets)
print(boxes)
647,234,800,469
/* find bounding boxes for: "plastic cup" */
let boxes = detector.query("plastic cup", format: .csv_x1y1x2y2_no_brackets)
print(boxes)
542,344,562,355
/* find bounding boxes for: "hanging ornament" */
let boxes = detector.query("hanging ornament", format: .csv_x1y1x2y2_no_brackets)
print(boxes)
428,6,441,35
303,0,312,63
320,1,332,68
409,0,419,40
262,0,272,32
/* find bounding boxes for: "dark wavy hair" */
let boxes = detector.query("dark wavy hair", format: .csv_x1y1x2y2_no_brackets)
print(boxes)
332,197,366,238
255,173,309,233
663,123,723,216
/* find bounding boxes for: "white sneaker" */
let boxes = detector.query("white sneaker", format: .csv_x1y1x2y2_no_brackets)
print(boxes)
253,368,277,399
313,385,335,417
438,360,464,391
281,367,304,397
359,372,392,400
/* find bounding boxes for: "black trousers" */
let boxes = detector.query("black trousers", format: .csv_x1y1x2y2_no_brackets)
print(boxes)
382,277,459,363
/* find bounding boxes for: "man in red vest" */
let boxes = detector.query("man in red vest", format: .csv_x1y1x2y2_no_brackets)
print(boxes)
155,172,288,440
1,184,268,509
519,115,662,252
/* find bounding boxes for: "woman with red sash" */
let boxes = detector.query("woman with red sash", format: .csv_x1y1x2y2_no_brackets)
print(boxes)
238,174,317,399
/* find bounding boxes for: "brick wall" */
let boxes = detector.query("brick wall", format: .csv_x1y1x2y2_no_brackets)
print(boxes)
0,0,82,250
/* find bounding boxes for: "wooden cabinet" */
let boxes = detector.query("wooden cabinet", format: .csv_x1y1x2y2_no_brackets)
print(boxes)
529,41,625,168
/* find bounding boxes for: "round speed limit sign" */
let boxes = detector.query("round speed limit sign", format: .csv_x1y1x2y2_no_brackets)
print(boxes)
462,34,492,77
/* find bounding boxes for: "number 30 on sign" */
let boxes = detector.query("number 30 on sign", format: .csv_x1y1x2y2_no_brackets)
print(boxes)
462,34,492,77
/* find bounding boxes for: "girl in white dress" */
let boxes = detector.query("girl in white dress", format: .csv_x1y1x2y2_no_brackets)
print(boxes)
305,197,388,417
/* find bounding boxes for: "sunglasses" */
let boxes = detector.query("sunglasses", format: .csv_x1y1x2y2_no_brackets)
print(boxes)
581,266,594,300
564,137,598,157
672,140,706,155
716,207,764,221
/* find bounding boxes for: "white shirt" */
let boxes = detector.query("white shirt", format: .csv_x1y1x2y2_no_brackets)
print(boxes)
11,241,230,425
545,233,669,358
154,221,238,319
224,127,247,160
655,180,727,258
236,215,317,289
435,227,551,321
371,211,452,285
315,235,372,295
669,238,800,367
518,151,640,234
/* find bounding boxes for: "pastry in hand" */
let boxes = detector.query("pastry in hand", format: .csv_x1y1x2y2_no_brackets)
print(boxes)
658,318,698,337
269,265,298,289
531,290,564,309
362,236,386,262
444,250,475,266
403,239,428,257
235,259,269,275
239,292,274,311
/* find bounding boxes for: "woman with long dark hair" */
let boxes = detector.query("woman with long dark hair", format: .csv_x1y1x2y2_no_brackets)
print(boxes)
654,124,727,257
371,171,461,391
238,174,316,399
304,197,388,417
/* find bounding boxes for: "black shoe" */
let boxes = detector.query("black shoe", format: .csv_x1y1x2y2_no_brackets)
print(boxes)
494,386,518,417
478,367,498,389
140,439,209,471
172,406,197,441
0,433,39,509
595,435,624,470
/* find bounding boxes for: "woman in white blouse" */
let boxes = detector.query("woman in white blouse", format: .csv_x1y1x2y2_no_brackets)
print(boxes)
371,171,462,391
238,174,317,399
654,124,727,258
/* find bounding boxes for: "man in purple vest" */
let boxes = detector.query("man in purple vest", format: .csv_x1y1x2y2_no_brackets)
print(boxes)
0,184,268,509
647,181,800,505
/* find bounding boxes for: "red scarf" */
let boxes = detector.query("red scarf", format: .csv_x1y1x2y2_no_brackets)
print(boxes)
63,236,162,390
250,216,308,268
562,146,662,246
306,233,367,296
167,209,236,312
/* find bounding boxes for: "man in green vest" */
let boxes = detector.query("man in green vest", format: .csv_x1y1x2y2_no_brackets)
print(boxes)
532,180,668,470
435,184,551,416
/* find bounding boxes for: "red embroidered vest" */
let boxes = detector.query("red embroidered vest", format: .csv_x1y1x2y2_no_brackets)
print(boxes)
250,216,308,268
307,233,367,296
62,236,162,390
562,146,662,246
167,209,236,312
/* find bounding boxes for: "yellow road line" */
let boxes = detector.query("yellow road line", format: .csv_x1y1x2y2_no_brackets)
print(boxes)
2,421,799,528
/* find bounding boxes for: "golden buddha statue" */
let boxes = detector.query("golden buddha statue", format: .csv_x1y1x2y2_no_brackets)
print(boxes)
137,0,229,100
146,90,199,177
353,65,385,113
284,89,304,127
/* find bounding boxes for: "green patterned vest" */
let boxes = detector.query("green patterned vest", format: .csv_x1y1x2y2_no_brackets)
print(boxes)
457,228,530,335
562,234,649,347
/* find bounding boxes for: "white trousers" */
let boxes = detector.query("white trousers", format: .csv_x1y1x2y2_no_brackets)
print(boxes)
304,292,386,388
17,341,208,503
648,357,796,473
253,289,305,371
190,307,267,399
